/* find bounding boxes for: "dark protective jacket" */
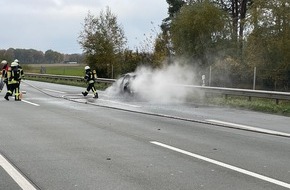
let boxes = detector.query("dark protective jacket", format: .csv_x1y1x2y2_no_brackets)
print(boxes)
18,65,24,81
7,66,21,85
84,69,95,84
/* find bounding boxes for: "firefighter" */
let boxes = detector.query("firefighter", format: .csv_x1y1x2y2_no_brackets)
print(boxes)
14,59,24,93
4,61,21,101
82,66,98,98
1,60,9,92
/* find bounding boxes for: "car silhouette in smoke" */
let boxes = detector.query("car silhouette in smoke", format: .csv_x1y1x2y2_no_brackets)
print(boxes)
116,72,153,96
119,73,137,94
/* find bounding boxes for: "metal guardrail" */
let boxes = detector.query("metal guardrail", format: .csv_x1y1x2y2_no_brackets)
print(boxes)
180,85,290,104
25,73,116,84
26,73,290,104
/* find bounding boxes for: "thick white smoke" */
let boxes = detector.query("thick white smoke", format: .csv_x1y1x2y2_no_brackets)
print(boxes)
106,62,200,103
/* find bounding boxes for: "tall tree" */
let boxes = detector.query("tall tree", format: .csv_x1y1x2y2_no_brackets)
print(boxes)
45,50,63,63
214,0,253,42
159,0,186,64
170,1,229,67
245,0,290,89
78,7,127,78
162,0,253,64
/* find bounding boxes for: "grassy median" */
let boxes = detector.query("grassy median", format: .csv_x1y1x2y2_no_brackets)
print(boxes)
206,95,290,116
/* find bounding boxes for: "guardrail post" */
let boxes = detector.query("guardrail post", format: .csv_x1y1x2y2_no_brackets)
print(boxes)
202,75,205,86
209,66,212,86
253,67,256,90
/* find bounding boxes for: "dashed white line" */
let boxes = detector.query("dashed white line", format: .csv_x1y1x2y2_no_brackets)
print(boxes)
0,154,37,190
151,141,290,189
21,100,40,107
207,119,290,137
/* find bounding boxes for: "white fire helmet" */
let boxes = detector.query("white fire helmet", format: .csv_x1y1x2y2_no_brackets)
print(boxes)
14,59,19,63
11,62,18,67
85,66,90,70
1,60,7,64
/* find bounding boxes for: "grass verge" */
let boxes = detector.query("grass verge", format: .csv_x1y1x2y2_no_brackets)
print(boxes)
26,76,110,90
206,95,290,116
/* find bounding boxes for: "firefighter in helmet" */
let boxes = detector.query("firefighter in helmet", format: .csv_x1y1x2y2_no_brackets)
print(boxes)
14,59,24,93
4,61,21,101
82,66,98,98
14,59,24,79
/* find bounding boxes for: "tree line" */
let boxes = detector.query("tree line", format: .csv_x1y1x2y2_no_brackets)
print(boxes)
0,48,84,64
78,1,290,91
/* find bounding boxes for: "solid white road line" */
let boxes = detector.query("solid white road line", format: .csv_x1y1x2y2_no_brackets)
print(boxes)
151,141,290,189
207,119,290,137
21,100,40,107
98,99,141,108
0,154,37,190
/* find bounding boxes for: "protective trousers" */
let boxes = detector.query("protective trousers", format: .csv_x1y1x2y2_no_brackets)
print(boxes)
5,83,20,101
83,83,98,98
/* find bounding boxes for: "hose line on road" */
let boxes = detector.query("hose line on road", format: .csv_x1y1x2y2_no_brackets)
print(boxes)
22,80,64,99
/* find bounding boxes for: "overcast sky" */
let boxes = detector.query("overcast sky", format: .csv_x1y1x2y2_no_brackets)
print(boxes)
0,0,168,54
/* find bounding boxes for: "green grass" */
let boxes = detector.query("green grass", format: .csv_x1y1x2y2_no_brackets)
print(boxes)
24,64,85,76
206,95,290,116
44,66,84,76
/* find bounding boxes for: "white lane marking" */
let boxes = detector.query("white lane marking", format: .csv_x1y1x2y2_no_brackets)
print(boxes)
207,119,290,137
151,141,290,189
43,89,66,94
0,154,37,190
21,100,40,107
98,99,141,108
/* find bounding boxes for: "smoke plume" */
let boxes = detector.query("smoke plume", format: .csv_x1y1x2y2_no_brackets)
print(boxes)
106,61,201,103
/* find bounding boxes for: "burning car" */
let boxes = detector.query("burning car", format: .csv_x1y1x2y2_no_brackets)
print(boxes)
119,73,137,94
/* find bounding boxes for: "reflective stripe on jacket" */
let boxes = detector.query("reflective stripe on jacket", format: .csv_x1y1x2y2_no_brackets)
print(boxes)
7,67,20,84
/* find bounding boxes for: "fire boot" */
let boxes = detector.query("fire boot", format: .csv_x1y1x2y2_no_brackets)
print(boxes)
4,94,9,101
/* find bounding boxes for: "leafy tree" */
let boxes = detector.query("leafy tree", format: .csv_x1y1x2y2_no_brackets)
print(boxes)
45,50,63,63
152,33,173,67
245,0,290,90
157,0,185,68
170,1,229,67
78,7,127,78
7,48,45,64
213,0,253,42
161,0,186,32
1,48,83,65
0,49,13,63
122,50,141,73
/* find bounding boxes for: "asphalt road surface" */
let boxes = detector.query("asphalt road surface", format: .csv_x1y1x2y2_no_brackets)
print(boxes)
0,80,290,190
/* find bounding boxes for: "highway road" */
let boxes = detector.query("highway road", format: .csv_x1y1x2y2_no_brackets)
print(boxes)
0,80,290,190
